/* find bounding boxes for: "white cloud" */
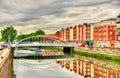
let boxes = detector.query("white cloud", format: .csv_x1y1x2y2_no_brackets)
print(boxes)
0,0,120,34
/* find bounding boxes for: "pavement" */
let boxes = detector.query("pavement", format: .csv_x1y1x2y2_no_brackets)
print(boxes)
14,59,83,78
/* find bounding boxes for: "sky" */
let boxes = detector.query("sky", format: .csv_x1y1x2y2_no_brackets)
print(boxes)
0,0,120,34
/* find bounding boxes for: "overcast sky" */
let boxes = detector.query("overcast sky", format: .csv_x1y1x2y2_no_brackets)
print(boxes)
0,0,120,34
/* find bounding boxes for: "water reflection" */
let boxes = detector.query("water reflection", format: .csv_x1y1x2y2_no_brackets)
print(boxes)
14,59,83,78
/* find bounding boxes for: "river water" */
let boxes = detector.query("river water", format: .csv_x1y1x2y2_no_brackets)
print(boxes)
14,59,83,78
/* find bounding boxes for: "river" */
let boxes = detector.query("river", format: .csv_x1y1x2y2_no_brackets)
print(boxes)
14,59,83,78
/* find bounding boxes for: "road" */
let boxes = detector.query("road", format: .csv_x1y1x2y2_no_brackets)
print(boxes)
14,59,83,78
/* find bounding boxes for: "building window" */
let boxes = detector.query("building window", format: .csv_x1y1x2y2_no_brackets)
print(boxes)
99,29,102,31
109,37,112,40
103,28,105,30
110,26,113,30
103,33,106,36
99,38,102,41
110,32,112,35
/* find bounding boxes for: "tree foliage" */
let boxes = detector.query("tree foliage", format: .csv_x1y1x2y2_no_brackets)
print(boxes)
17,29,45,41
1,26,17,42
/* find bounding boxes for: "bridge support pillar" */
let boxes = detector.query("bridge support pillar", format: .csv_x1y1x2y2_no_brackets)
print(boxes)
70,47,74,56
63,47,74,57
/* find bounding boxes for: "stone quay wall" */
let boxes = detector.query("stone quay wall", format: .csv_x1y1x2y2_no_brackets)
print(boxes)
0,47,12,78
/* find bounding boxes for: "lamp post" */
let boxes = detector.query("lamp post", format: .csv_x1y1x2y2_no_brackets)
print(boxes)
8,35,11,45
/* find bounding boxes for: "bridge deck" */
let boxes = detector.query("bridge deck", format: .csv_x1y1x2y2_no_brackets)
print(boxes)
12,43,74,47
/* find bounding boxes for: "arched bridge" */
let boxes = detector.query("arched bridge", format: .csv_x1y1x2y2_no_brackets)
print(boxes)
12,35,74,47
12,35,74,58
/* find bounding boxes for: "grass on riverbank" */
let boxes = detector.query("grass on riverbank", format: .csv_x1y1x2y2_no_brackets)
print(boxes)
17,47,63,52
28,53,42,56
74,50,120,65
45,47,63,52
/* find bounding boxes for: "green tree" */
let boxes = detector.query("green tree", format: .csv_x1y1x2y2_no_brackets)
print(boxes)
17,29,45,41
34,29,45,35
1,26,17,42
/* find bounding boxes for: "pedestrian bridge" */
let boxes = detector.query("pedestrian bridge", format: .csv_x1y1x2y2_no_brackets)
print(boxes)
12,35,74,57
12,35,74,48
12,43,73,47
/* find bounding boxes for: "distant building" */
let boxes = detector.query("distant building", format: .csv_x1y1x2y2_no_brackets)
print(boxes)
117,14,120,41
52,23,92,44
54,31,60,38
60,28,64,41
65,27,70,42
73,26,77,42
69,27,73,42
49,18,119,47
77,23,91,43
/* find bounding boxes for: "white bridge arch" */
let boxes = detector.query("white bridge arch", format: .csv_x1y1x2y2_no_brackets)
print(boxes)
12,35,74,48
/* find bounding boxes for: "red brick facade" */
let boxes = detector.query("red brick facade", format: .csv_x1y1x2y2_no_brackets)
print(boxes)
94,25,118,42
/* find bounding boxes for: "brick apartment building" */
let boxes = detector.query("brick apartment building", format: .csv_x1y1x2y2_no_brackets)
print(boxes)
51,23,92,44
49,18,119,47
93,19,118,47
77,23,91,43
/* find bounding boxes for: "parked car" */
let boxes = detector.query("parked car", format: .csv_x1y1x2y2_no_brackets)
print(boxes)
80,43,87,47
